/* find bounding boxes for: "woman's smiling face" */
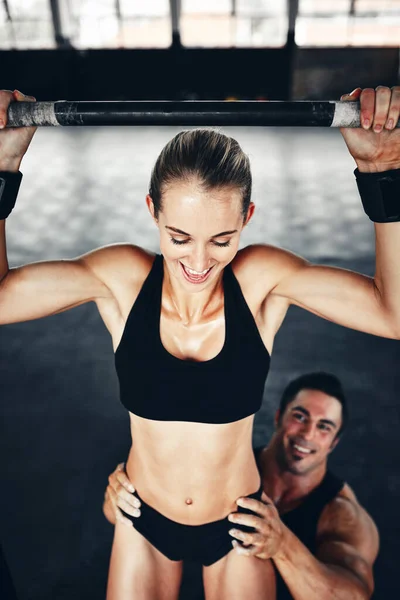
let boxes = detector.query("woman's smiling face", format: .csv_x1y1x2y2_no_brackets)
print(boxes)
147,179,254,291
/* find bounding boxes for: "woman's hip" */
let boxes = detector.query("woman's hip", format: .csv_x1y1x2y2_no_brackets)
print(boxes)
120,482,263,567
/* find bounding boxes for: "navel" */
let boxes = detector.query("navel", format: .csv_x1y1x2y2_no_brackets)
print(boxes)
185,497,193,505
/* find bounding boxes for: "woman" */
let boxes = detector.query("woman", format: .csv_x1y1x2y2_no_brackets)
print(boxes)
0,86,399,600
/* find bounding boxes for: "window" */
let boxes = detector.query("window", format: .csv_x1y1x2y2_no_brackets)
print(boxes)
296,0,400,47
69,0,171,49
0,0,172,49
0,0,55,49
181,0,288,47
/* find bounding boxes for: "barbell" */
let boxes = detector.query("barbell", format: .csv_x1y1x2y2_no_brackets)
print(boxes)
6,100,400,128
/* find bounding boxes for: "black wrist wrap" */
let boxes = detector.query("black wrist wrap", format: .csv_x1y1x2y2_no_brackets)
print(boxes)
355,167,400,223
0,171,23,219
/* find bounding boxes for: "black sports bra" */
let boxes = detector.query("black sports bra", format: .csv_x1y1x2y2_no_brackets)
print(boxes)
115,254,270,424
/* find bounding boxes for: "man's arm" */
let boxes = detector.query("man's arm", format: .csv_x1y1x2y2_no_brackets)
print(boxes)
272,486,379,600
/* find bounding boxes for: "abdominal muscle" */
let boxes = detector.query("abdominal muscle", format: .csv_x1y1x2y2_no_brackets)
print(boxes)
125,412,260,525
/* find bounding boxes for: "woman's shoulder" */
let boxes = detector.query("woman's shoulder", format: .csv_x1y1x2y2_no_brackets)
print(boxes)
231,243,309,307
82,243,156,296
228,244,283,308
231,243,297,285
233,243,304,267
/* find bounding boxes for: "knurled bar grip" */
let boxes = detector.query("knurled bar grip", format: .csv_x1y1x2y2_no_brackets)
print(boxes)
6,100,400,128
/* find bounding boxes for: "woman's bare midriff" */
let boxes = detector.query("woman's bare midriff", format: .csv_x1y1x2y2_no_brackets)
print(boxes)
125,412,260,525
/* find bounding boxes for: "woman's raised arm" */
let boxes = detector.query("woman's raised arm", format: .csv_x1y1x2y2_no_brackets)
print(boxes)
0,89,130,326
0,235,120,325
254,87,400,340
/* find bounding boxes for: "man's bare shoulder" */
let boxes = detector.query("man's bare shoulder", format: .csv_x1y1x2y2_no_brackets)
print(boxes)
322,483,376,525
317,483,379,560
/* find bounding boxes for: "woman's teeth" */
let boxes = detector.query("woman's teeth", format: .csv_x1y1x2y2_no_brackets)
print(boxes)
186,266,211,275
180,262,213,283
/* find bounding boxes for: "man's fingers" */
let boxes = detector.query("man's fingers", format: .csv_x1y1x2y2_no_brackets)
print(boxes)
229,528,264,546
108,487,140,519
117,497,141,518
109,482,140,509
260,491,274,505
106,489,131,526
108,472,136,497
115,510,134,527
108,487,140,517
235,496,272,516
116,469,136,494
117,482,140,508
232,540,259,556
112,463,135,493
228,511,263,530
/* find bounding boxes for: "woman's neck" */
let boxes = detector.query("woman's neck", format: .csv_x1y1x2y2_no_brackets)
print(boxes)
162,261,224,324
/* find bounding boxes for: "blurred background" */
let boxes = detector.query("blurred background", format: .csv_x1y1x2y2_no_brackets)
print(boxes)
1,0,399,100
0,2,399,600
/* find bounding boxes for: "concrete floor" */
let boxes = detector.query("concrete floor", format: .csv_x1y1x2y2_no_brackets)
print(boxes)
0,126,399,599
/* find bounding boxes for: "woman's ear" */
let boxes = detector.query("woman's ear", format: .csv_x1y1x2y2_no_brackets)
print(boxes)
244,202,255,227
146,194,158,225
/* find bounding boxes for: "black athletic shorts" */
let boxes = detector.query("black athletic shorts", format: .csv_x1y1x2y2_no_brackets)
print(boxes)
121,483,263,566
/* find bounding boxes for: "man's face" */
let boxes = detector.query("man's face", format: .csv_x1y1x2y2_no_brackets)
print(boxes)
274,389,343,475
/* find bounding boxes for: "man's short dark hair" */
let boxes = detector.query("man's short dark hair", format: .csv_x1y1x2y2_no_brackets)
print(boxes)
278,372,348,437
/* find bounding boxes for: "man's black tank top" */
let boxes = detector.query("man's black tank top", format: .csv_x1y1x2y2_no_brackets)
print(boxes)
254,446,344,600
115,255,271,424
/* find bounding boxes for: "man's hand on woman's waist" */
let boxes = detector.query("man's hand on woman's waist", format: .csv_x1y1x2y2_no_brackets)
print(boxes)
102,460,286,561
228,492,287,559
103,462,141,527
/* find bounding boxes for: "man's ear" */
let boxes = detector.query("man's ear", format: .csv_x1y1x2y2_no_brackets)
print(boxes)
274,409,281,429
328,436,340,453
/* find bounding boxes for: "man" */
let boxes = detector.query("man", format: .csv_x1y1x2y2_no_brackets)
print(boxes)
103,373,379,599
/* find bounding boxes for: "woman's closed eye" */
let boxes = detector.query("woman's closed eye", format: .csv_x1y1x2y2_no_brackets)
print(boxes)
169,237,231,248
170,237,189,246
